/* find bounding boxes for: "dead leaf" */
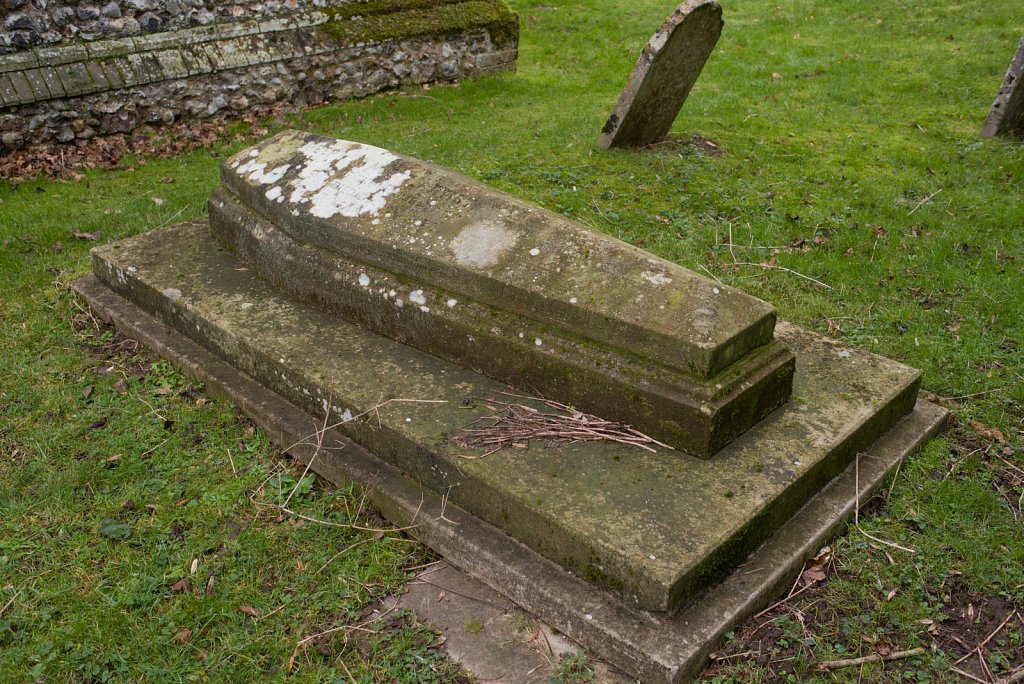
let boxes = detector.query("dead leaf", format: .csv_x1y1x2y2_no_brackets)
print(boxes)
73,231,101,241
970,421,1005,444
53,242,64,253
170,578,190,593
82,385,93,400
771,72,782,79
801,566,827,586
793,32,800,39
240,604,259,617
152,196,164,206
159,177,176,183
173,628,191,642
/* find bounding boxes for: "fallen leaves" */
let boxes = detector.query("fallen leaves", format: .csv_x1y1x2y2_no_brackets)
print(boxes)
0,107,279,182
971,421,1006,445
72,231,101,241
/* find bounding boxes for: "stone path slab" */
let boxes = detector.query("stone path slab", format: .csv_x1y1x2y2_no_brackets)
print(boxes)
598,0,723,149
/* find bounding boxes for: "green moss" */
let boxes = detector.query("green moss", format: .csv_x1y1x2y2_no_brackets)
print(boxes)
320,0,518,50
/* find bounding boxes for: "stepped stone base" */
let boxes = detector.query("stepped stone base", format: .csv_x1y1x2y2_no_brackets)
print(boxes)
72,240,947,682
77,218,940,614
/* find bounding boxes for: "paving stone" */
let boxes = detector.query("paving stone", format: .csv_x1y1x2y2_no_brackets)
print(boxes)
981,37,1024,138
598,0,723,149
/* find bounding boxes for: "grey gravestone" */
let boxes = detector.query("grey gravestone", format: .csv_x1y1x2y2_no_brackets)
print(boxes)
982,37,1024,138
597,0,723,149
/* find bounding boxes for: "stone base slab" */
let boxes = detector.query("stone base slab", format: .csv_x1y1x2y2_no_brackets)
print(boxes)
72,269,947,683
83,220,924,614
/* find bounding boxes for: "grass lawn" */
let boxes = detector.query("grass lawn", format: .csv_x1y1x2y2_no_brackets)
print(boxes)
1,0,1023,681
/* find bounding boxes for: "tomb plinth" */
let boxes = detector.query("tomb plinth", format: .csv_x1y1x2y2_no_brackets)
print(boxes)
209,130,795,457
73,131,946,682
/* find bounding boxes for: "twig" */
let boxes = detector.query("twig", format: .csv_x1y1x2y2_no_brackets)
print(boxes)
226,447,237,478
0,591,20,618
855,454,916,554
1002,667,1024,683
281,397,447,454
730,261,832,289
907,189,942,215
457,394,672,456
697,262,723,284
817,647,926,671
952,666,993,684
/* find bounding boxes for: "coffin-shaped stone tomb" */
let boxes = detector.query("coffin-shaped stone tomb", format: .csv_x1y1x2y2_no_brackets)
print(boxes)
210,129,795,457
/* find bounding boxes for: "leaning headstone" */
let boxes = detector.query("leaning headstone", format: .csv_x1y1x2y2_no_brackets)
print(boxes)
982,37,1024,138
597,0,723,149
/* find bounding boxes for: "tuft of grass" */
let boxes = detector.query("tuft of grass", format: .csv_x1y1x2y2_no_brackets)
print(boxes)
1,0,1022,680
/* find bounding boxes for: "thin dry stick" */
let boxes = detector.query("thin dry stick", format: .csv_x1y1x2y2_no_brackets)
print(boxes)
952,666,993,684
289,601,399,672
226,447,237,478
316,537,376,575
953,608,1020,666
1003,667,1024,684
817,647,925,671
908,188,942,215
731,261,832,289
855,454,916,554
282,391,334,509
458,394,671,455
281,398,448,454
0,591,20,618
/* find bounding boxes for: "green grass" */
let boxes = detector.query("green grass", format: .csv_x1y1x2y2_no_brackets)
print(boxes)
1,0,1023,680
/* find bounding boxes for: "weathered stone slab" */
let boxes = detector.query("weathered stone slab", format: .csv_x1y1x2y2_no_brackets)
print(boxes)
86,220,921,613
209,186,793,457
597,0,723,149
215,131,794,455
982,37,1024,139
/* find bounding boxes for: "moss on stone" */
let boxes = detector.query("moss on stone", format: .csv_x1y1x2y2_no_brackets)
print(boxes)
320,0,518,50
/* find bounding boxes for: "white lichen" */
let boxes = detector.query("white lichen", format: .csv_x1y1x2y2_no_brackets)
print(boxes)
641,271,672,286
281,140,411,218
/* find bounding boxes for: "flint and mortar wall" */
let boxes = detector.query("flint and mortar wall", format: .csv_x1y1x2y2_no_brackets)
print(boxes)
0,0,518,147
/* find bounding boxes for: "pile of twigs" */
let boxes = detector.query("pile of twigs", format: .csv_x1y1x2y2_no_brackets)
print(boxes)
456,393,672,458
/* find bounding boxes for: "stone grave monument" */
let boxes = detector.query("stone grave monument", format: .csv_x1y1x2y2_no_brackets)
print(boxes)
598,0,723,149
73,130,947,682
982,37,1024,139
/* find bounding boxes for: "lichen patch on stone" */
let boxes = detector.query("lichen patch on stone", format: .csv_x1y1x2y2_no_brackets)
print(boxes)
272,139,413,219
450,220,518,268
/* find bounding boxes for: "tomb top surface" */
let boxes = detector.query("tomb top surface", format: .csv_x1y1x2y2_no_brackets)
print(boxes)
91,221,921,612
220,129,776,379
